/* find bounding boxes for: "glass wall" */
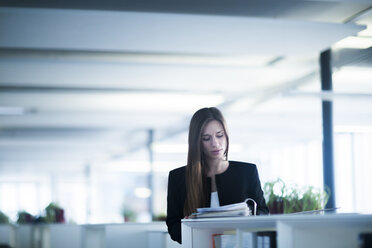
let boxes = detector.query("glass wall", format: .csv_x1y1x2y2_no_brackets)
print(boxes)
1,131,372,223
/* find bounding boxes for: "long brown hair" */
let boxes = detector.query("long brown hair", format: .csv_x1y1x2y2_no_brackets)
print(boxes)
183,107,229,216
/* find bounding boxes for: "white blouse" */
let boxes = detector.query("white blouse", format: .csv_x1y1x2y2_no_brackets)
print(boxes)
210,191,220,208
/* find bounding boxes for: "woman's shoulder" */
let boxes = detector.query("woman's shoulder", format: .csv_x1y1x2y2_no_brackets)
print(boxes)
168,166,187,188
169,165,186,177
229,161,257,171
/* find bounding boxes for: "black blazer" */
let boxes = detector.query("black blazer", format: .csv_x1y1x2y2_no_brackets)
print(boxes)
166,161,269,244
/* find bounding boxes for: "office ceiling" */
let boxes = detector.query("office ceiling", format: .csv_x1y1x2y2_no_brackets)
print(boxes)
0,1,371,172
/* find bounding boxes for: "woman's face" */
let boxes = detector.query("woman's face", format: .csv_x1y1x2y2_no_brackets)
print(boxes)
201,120,227,161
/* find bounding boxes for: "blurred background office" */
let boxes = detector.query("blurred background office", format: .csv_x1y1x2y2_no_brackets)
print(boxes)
0,0,372,226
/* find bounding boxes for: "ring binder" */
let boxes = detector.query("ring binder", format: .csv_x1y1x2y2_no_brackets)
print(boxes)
245,198,257,216
191,198,257,218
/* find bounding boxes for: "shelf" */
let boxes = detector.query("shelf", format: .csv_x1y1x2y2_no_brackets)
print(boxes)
181,213,372,248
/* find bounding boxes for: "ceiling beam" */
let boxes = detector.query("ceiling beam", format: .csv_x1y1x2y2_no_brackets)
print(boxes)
0,7,365,56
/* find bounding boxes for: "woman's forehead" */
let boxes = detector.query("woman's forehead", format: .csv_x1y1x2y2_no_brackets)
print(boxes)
202,120,224,134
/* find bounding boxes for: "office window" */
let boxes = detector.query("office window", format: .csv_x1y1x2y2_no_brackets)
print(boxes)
18,183,38,215
335,132,372,213
0,183,17,219
0,181,41,220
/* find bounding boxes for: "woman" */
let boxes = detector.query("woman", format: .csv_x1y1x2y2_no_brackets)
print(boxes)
166,107,269,244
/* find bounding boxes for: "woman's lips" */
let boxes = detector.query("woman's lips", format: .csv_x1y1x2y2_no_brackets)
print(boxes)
211,149,222,155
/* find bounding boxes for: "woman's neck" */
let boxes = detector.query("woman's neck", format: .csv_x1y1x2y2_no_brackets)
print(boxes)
206,159,229,177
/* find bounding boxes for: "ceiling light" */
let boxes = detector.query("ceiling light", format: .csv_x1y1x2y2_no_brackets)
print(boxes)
5,49,275,67
333,36,372,49
106,92,224,112
152,143,244,153
0,107,26,115
183,55,275,67
84,52,274,67
1,92,224,113
283,90,372,101
335,125,372,133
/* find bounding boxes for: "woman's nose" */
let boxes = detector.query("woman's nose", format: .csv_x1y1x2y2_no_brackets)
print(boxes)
211,137,218,146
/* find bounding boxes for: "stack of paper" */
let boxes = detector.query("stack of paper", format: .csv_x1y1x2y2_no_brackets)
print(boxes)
191,199,256,218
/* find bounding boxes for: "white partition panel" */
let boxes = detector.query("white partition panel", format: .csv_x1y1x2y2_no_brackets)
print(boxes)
13,222,180,248
0,224,16,247
16,225,32,248
105,222,167,248
84,225,105,248
148,231,165,248
49,224,82,248
165,234,182,248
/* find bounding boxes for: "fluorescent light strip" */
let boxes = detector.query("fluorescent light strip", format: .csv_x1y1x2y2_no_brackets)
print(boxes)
2,48,275,67
6,92,224,113
152,143,244,153
284,91,372,101
333,36,372,49
0,107,26,115
335,125,372,133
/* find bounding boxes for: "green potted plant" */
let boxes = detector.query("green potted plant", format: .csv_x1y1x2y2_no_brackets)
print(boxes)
45,202,65,223
153,213,167,221
263,178,286,214
264,178,329,214
122,206,137,222
16,211,35,224
0,211,10,224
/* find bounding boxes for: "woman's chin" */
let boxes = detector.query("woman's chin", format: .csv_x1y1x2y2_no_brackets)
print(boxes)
207,154,224,160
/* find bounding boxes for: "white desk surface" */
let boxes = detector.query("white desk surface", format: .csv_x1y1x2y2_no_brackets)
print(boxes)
182,213,372,229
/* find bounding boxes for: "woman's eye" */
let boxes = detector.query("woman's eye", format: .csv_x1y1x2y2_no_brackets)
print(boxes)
217,134,224,138
202,138,210,141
